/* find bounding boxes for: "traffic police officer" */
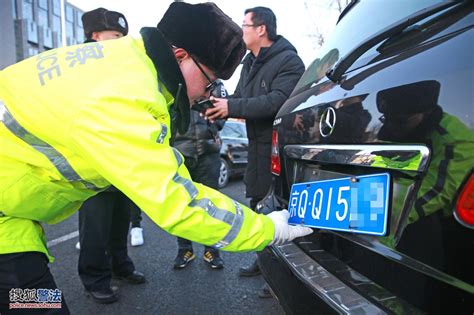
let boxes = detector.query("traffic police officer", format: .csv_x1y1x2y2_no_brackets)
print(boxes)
0,2,312,313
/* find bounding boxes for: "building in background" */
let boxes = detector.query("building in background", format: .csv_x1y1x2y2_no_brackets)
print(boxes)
0,0,84,69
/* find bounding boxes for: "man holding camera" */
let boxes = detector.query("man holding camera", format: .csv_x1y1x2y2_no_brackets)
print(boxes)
205,6,305,297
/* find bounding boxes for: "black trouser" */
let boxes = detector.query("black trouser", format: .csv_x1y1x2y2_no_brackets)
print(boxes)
129,207,142,228
177,152,220,253
78,191,137,291
0,252,70,315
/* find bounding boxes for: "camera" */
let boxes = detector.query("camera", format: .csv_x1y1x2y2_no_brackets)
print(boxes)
191,79,228,113
191,99,214,113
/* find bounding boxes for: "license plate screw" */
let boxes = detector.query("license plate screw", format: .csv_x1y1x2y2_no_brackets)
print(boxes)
350,177,359,183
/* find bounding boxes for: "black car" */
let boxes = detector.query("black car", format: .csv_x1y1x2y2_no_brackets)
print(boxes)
218,120,248,188
258,1,473,314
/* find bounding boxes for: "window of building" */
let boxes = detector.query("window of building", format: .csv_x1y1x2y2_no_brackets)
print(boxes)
22,0,33,21
28,43,39,57
76,29,84,43
76,10,83,27
27,20,38,44
38,8,49,27
37,0,49,27
76,33,84,43
52,0,61,16
51,0,61,45
66,37,77,46
52,15,60,31
12,0,17,19
38,0,48,10
43,28,53,48
66,6,73,22
66,20,74,39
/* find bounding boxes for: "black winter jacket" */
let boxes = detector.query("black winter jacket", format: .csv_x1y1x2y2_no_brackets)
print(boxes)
174,110,224,159
228,36,305,198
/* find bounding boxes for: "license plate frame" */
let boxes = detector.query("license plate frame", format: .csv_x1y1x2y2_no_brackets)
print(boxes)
288,173,390,236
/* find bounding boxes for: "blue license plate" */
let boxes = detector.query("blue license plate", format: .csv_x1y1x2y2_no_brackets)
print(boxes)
288,173,390,236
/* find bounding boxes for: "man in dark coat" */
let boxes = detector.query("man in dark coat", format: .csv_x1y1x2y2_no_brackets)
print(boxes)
172,110,225,269
206,6,305,296
207,7,304,208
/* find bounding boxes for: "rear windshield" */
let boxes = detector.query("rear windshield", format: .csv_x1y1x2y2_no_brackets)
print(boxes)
221,122,246,138
293,0,444,94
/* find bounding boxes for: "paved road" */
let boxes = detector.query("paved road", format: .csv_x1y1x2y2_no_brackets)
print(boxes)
43,178,284,314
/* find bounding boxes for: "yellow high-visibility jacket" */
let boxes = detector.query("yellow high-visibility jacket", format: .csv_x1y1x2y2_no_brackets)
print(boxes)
0,28,274,261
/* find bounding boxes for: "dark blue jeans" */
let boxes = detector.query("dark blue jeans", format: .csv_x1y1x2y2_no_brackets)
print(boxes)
177,152,220,254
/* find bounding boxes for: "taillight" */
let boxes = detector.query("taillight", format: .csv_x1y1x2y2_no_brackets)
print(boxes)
271,129,280,175
454,173,474,228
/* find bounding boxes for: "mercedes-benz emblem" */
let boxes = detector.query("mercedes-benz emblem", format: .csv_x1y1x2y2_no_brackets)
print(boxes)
319,107,336,138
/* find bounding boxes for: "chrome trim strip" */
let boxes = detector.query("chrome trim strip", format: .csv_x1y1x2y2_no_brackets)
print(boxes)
393,183,419,244
190,199,234,226
212,202,244,249
0,100,98,190
285,144,430,173
273,242,387,314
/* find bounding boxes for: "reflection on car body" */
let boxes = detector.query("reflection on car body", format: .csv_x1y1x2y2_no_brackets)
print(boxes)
258,1,474,314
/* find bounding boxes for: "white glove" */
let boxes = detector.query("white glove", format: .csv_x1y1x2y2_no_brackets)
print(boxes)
267,210,313,245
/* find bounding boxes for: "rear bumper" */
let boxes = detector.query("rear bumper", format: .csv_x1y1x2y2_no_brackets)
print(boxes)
258,243,388,315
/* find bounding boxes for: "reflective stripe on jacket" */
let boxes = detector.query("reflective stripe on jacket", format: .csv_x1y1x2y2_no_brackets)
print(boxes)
0,32,274,259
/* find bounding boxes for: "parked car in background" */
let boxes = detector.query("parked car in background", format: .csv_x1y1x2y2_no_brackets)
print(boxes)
218,120,248,188
258,1,473,314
